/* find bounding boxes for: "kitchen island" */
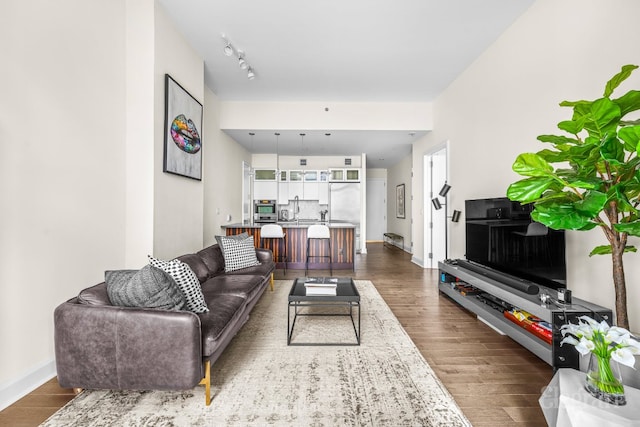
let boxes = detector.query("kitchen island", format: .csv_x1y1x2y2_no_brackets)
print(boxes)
222,222,355,271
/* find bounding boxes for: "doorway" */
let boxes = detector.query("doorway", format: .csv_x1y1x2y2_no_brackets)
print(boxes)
423,143,449,268
366,178,387,242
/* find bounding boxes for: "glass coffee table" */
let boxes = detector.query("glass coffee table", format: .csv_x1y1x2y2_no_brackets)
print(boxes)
287,277,361,346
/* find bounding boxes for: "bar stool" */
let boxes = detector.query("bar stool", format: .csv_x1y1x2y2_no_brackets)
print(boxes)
306,224,332,276
260,224,287,290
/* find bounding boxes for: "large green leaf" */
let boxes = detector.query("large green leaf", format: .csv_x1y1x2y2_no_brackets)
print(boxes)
507,177,556,203
575,191,607,216
531,202,594,230
536,148,570,163
583,98,621,138
589,245,638,256
512,153,554,177
604,65,639,97
537,134,581,146
600,135,625,165
558,118,585,134
617,125,640,152
614,220,640,236
614,90,640,116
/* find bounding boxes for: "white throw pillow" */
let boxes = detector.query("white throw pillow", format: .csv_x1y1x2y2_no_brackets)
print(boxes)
148,256,209,313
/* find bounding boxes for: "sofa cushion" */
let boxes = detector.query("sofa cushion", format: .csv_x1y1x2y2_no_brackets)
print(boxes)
77,282,112,306
218,235,261,272
224,261,274,279
198,292,247,356
148,256,209,313
197,245,225,277
177,253,211,283
202,274,266,301
105,265,186,310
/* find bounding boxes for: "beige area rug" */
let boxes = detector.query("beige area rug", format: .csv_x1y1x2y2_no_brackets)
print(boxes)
42,280,471,426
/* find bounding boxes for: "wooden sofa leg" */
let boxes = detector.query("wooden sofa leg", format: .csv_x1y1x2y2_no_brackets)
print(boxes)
199,360,211,406
270,272,274,291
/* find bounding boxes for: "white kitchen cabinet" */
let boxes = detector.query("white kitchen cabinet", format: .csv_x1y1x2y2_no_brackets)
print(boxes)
254,169,277,181
288,170,304,200
303,182,319,200
319,181,329,204
329,169,344,182
253,181,277,200
345,169,360,182
278,181,289,204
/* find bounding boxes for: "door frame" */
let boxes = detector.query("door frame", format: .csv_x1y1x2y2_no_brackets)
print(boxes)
423,141,449,268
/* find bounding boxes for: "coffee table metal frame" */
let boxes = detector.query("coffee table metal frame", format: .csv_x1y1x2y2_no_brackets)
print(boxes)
287,277,361,346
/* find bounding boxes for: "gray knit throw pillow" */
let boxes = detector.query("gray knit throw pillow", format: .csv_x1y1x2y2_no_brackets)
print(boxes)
105,265,185,310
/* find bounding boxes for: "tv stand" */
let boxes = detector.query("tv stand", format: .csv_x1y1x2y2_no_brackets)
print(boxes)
438,260,613,370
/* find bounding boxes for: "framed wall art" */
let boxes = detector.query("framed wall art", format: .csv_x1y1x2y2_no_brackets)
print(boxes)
396,184,405,218
163,74,203,180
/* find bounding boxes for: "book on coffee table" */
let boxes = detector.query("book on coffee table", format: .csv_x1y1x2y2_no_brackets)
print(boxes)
304,277,338,296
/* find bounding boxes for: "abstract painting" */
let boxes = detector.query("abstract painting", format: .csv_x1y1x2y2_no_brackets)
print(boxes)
396,184,405,218
163,74,203,180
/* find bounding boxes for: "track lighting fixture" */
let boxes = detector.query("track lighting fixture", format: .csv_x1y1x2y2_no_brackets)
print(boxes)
238,51,247,70
221,34,256,80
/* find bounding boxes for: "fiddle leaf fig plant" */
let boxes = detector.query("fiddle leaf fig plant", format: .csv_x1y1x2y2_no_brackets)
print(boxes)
507,65,640,329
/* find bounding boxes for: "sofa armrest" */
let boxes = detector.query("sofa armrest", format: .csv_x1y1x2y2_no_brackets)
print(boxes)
54,301,203,391
255,248,273,264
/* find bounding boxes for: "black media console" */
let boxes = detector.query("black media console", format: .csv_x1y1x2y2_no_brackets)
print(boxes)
438,260,613,370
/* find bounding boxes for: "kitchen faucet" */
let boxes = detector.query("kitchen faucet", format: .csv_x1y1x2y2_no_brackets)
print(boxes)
294,195,300,222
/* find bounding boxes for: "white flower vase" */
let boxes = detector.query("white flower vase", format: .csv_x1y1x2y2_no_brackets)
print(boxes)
585,353,626,405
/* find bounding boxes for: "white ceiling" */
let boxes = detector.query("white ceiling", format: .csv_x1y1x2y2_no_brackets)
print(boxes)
158,0,535,168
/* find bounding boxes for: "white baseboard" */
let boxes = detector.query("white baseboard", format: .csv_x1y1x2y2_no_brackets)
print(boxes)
411,256,424,267
0,359,56,411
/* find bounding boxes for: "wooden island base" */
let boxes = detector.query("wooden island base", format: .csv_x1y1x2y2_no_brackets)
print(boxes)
223,223,355,271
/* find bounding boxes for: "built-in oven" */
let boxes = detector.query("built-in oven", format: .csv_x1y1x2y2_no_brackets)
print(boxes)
254,200,277,223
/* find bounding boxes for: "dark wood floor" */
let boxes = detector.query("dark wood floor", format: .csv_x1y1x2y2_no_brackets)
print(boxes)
0,243,552,426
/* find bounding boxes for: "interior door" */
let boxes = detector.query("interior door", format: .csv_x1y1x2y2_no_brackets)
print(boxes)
366,178,386,241
423,144,448,268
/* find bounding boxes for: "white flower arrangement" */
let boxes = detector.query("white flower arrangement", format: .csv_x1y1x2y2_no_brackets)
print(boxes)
560,315,640,368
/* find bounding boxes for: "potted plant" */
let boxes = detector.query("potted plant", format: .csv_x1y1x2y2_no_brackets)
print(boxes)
507,65,640,329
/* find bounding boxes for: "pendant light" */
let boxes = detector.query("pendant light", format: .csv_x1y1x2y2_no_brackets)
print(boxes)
299,133,306,167
274,132,281,175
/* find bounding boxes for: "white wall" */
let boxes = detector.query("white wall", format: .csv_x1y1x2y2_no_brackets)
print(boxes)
203,87,252,244
0,0,127,407
152,4,204,259
413,0,640,330
387,154,413,252
221,101,433,131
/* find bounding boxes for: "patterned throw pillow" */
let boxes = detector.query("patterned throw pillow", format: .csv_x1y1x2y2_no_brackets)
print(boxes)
148,256,209,313
219,235,261,272
215,232,249,249
105,265,185,310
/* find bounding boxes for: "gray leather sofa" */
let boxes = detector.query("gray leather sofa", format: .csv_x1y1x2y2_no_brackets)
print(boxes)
54,243,275,405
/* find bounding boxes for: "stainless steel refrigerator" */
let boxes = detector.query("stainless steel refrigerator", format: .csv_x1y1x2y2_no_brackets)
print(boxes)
329,182,361,252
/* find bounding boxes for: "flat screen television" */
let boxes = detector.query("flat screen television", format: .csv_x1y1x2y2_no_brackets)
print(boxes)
464,197,566,291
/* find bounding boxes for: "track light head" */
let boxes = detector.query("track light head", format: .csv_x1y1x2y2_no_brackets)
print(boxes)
452,210,461,222
224,43,233,56
432,198,442,210
238,51,247,69
439,183,452,197
247,67,255,80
